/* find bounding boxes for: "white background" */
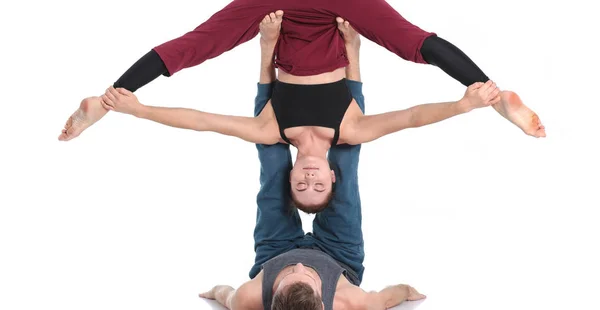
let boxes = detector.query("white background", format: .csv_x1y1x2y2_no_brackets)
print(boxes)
1,0,598,309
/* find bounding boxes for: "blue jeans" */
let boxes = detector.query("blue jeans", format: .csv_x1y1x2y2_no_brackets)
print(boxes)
249,80,365,284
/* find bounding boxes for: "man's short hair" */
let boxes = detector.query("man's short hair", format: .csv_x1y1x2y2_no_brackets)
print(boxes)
290,191,334,214
271,282,322,310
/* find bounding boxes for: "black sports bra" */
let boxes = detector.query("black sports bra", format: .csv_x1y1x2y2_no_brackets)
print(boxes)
270,79,353,146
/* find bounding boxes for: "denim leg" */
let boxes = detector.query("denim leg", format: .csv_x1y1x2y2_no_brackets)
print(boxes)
312,80,366,284
249,83,305,279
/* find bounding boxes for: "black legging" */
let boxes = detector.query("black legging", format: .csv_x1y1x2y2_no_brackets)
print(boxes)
113,36,489,92
420,36,490,86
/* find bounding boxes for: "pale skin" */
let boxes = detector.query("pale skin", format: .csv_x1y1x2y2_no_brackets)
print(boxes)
99,11,502,208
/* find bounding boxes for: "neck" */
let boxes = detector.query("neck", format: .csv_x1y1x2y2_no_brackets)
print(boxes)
295,134,329,158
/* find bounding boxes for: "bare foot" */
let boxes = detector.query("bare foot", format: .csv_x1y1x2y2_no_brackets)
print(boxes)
336,17,360,50
58,97,109,141
259,10,283,46
492,91,546,138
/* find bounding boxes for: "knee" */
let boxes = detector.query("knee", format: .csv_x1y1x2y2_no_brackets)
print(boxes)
420,35,440,60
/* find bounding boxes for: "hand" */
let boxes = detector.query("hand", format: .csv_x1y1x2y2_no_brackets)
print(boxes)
199,285,233,300
400,284,426,301
100,86,142,116
459,80,501,112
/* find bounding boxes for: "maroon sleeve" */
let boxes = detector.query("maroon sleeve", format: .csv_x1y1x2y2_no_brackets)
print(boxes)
153,1,265,76
334,0,436,64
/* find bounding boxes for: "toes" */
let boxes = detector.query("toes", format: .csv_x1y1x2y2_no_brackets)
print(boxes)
275,10,284,18
537,128,547,138
64,117,72,129
66,126,80,140
531,114,544,127
336,17,344,24
262,15,270,24
344,21,350,29
269,12,276,22
58,129,76,141
59,118,73,140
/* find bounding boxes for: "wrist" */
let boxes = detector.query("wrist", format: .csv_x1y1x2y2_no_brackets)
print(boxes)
260,39,277,51
456,98,472,114
345,41,361,50
345,48,360,60
133,105,147,118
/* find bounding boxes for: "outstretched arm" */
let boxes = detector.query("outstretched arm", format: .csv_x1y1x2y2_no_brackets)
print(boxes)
259,28,277,84
347,80,500,145
200,285,236,309
337,17,361,83
100,87,277,145
200,280,262,310
365,284,426,309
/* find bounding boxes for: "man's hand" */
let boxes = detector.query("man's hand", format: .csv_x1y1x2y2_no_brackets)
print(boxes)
401,284,426,301
101,86,144,116
459,80,501,112
199,285,234,299
373,283,426,309
199,285,236,309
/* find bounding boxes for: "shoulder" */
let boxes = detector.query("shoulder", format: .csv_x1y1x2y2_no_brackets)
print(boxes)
338,120,362,145
253,105,280,145
334,284,378,310
335,287,390,310
232,273,263,310
338,103,364,145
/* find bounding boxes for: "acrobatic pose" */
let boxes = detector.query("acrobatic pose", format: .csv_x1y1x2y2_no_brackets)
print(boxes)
100,12,500,214
59,0,545,144
196,15,424,310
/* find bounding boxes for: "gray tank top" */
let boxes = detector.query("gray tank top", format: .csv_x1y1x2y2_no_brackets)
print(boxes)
262,248,346,310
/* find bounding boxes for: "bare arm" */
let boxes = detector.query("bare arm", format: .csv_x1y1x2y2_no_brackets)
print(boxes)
199,285,236,309
200,278,263,310
362,284,425,310
259,38,277,84
136,105,275,144
348,99,468,144
341,20,361,82
101,87,278,145
347,81,500,145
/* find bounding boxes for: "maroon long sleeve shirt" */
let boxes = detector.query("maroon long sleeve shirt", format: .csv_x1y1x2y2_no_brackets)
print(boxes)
153,0,435,77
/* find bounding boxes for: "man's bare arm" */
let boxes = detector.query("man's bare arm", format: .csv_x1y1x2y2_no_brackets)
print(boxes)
259,38,277,84
364,284,426,309
199,276,263,310
339,18,361,82
200,285,236,309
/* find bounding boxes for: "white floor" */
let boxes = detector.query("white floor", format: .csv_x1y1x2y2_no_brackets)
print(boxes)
200,299,425,309
1,1,598,310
